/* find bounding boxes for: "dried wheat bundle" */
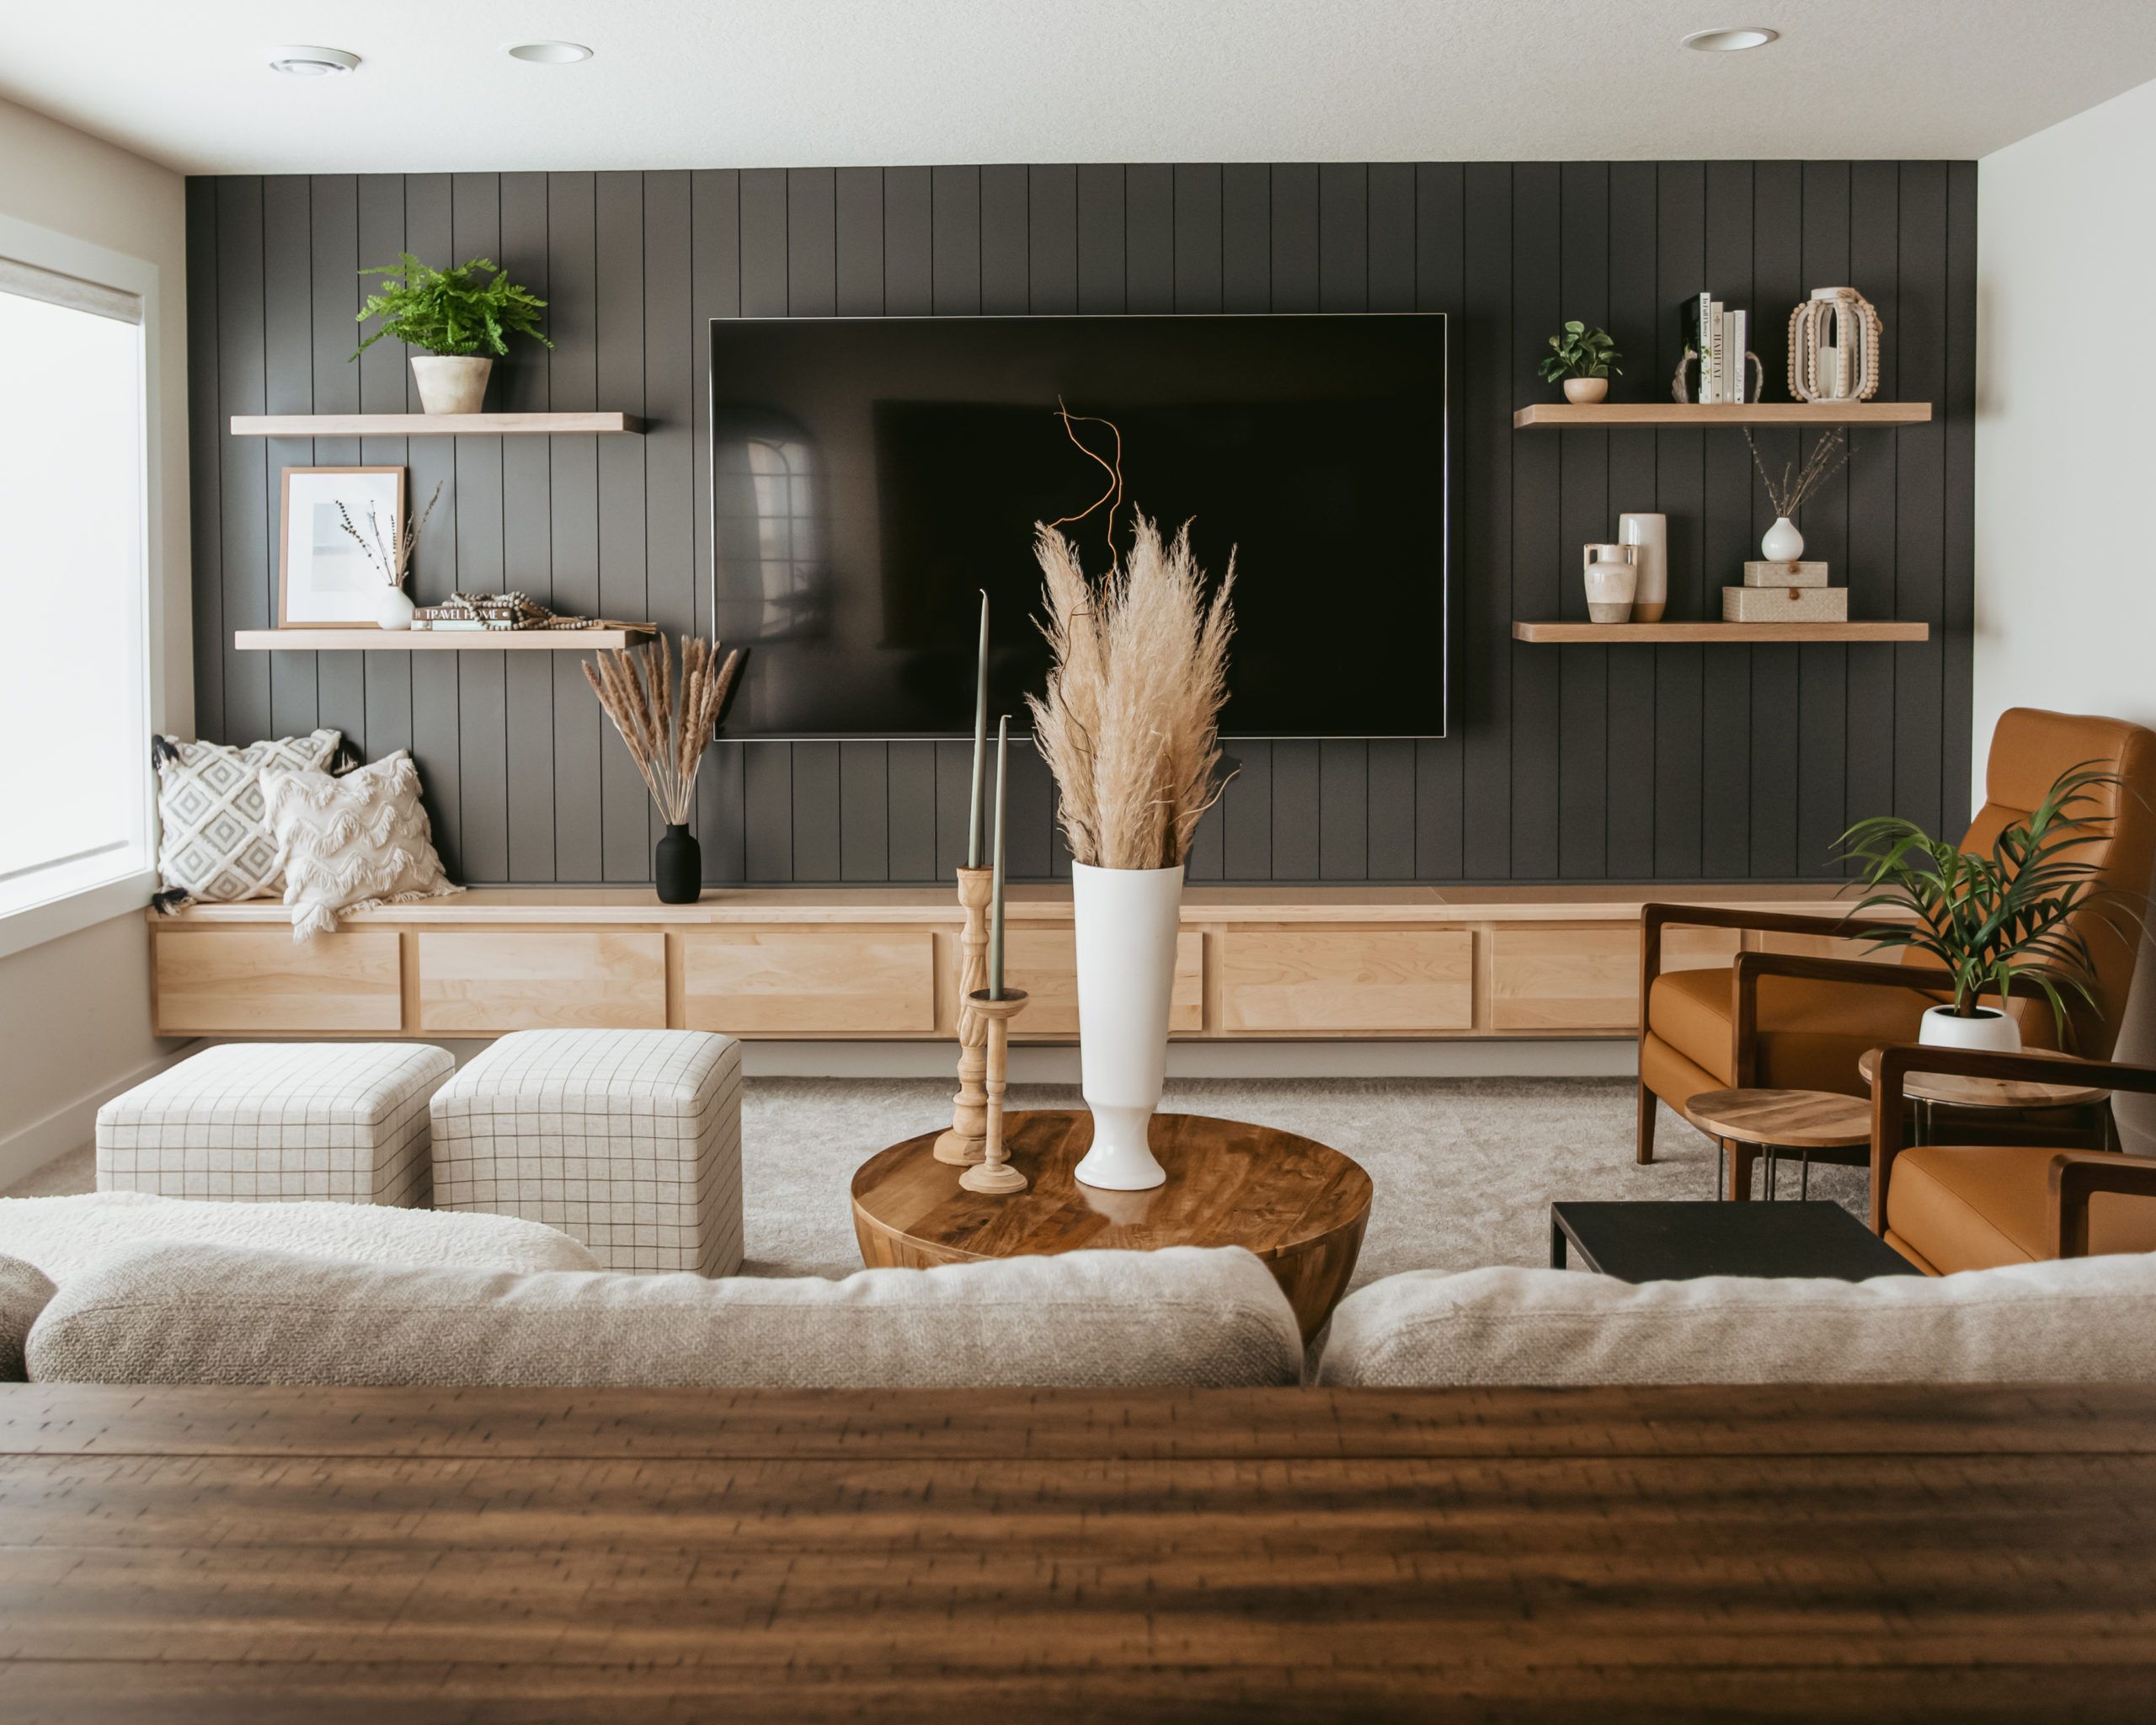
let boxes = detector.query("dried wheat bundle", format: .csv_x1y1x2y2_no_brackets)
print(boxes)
582,633,743,825
1026,515,1235,870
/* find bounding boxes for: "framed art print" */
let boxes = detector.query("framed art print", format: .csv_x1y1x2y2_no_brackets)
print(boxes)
278,466,406,626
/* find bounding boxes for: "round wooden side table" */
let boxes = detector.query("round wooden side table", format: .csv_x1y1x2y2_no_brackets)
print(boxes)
1856,1048,2115,1150
1684,1088,1874,1203
851,1110,1373,1344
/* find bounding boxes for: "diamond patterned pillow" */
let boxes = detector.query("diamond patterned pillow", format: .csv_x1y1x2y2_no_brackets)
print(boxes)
155,729,343,902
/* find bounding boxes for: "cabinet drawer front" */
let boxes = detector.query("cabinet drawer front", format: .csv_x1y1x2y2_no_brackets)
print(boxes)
682,929,936,1035
1491,925,1739,1031
1218,928,1472,1033
416,932,665,1033
992,928,1204,1036
154,929,403,1034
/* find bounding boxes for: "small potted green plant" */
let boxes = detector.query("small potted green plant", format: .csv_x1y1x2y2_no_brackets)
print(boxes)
352,254,552,415
1835,764,2130,1052
1539,322,1623,404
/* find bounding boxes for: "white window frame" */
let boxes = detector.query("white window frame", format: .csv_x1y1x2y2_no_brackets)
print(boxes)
0,213,166,961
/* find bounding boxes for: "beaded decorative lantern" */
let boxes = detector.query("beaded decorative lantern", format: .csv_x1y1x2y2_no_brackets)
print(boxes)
1787,287,1883,403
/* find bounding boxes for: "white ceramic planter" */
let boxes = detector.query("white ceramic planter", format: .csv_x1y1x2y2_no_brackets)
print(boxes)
1918,1003,2022,1053
1071,859,1184,1191
410,355,492,415
1582,543,1636,623
1561,377,1608,404
375,585,415,630
1760,515,1805,563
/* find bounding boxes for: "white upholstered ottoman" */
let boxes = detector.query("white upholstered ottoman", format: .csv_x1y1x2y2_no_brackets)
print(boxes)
429,1029,744,1277
96,1043,452,1206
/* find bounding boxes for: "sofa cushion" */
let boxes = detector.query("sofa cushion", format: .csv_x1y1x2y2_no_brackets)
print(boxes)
0,1252,56,1381
25,1241,1305,1390
1315,1252,2156,1387
0,1189,600,1284
1886,1146,2156,1274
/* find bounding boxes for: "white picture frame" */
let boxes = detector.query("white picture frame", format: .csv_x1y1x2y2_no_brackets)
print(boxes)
278,465,406,626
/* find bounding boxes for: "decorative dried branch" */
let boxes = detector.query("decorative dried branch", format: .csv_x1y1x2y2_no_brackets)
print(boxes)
582,633,743,825
336,481,444,590
1743,427,1852,519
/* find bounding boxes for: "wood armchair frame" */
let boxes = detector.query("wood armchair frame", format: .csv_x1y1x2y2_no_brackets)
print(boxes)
1865,1044,2156,1254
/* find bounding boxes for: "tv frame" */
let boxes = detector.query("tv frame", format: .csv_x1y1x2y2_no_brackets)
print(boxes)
706,310,1451,742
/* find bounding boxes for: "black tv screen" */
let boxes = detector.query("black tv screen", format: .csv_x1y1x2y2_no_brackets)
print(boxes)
707,312,1448,737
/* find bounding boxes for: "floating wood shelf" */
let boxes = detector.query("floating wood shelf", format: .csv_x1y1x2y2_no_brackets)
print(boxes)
1512,402,1933,429
235,627,654,652
1513,621,1929,644
229,412,645,437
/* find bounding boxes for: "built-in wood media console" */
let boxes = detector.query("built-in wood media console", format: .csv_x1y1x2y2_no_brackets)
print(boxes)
149,886,1880,1043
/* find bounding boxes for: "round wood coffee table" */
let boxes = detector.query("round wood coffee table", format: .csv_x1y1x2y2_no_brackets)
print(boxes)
1685,1088,1874,1203
1857,1047,2114,1149
851,1111,1372,1343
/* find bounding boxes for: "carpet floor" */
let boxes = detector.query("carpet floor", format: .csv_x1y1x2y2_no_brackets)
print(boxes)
6,1079,1865,1288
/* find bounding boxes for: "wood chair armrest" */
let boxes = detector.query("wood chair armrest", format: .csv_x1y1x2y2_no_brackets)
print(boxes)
1726,949,1957,1089
2047,1151,2156,1258
1869,1045,2156,1236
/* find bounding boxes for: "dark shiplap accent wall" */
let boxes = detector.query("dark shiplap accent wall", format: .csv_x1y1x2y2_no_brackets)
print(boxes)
185,162,1975,886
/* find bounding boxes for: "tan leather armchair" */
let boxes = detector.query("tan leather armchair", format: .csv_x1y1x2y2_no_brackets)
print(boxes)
1636,708,2156,1166
1865,1044,2156,1273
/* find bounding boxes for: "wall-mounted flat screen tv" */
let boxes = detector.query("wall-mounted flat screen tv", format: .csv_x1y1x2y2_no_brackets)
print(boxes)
707,312,1448,737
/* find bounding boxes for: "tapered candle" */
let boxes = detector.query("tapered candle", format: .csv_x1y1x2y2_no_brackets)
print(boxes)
988,715,1008,998
966,590,990,868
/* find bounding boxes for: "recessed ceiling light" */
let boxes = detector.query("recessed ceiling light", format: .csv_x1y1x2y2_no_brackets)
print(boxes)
1681,26,1780,51
267,45,360,77
506,41,594,64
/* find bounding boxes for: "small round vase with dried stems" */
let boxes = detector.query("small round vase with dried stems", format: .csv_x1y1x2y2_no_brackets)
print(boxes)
655,824,701,904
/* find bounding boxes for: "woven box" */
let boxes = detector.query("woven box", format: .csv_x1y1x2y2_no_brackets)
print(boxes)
1742,559,1831,588
430,1029,744,1276
96,1043,451,1205
1722,585,1849,623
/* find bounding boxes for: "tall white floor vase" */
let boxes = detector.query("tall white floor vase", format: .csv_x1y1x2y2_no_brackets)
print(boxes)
1071,859,1184,1190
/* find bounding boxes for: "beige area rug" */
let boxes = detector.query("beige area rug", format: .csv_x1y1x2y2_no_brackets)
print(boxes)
6,1079,1866,1289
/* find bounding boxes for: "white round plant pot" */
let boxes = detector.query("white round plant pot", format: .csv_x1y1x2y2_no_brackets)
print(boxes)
1561,377,1608,404
375,585,415,630
1071,859,1184,1190
1760,515,1805,563
410,355,492,415
1918,1004,2022,1053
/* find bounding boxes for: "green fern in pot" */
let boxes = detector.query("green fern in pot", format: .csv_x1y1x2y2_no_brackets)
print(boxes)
352,254,552,416
1834,763,2127,1052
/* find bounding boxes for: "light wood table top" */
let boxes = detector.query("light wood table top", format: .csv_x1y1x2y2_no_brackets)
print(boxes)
1685,1087,1875,1148
1858,1046,2113,1110
7,1381,2156,1722
851,1110,1372,1343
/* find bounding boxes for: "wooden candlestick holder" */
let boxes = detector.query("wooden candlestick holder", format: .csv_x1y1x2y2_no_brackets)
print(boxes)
958,988,1030,1194
933,867,995,1166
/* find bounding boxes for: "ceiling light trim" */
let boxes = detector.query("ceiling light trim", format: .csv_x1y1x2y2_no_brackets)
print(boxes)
505,41,595,65
1680,27,1780,52
266,45,361,77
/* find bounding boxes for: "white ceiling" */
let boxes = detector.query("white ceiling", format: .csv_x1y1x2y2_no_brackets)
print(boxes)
4,0,2154,174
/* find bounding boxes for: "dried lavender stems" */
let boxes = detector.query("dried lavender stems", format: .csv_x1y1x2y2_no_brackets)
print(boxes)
337,481,443,590
1743,427,1852,519
582,634,743,825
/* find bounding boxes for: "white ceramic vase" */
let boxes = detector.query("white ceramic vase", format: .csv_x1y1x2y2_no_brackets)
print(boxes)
375,585,415,630
1071,859,1184,1191
1918,1003,2022,1053
1760,515,1805,563
410,355,492,415
1582,543,1636,623
1618,512,1667,622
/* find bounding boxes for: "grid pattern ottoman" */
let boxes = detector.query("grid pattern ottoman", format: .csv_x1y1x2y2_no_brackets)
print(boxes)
429,1029,744,1277
96,1043,453,1206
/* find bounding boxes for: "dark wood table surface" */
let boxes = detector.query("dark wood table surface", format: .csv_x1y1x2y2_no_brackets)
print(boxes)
6,1382,2156,1722
1551,1199,1925,1281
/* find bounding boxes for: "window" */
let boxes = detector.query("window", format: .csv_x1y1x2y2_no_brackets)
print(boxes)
0,256,151,928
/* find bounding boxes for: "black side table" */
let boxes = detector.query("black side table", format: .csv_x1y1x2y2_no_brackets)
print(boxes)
1550,1200,1924,1282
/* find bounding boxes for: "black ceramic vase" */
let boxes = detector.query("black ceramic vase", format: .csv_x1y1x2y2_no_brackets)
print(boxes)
654,823,702,905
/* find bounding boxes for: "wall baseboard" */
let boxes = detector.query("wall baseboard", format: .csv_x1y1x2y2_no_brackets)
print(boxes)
0,1041,199,1194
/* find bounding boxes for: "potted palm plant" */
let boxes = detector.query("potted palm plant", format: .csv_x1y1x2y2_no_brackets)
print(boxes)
1835,764,2127,1051
352,254,552,414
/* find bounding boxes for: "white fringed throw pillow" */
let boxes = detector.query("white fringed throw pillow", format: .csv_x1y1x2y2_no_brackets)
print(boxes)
261,750,459,940
154,729,343,901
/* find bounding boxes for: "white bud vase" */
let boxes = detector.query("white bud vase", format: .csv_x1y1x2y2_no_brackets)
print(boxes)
1071,859,1183,1191
376,585,415,630
1760,515,1804,563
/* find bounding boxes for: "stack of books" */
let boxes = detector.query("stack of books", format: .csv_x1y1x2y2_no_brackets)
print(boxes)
1681,294,1748,404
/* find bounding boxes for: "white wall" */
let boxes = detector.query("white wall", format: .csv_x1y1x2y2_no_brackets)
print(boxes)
0,96,193,1188
1978,74,2156,1124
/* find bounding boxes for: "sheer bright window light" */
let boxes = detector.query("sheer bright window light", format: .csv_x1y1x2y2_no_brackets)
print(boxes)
0,271,148,916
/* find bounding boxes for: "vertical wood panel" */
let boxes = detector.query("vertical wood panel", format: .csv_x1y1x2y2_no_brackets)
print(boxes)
1509,163,1561,879
546,171,601,881
1172,165,1222,312
403,174,462,879
886,740,938,882
1318,163,1368,312
595,172,649,882
307,174,366,754
1603,162,1658,879
499,171,556,881
1271,740,1321,879
184,179,223,743
791,740,842,881
1845,161,1901,852
1798,162,1854,876
839,740,889,881
883,168,932,317
1652,162,1705,879
1077,165,1125,312
1414,162,1465,879
1940,161,1977,843
1220,165,1270,313
835,168,884,316
354,177,412,766
931,166,981,315
451,173,508,883
1700,159,1754,879
1125,164,1174,312
262,176,318,745
1556,162,1609,879
980,166,1029,315
215,177,270,745
1319,740,1369,880
691,170,743,882
1747,160,1804,878
1892,160,1948,841
1027,166,1077,315
787,168,836,318
1460,163,1511,879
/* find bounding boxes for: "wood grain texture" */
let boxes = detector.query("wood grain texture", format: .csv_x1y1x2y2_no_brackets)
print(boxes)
4,1382,2154,1724
189,164,1975,889
680,927,936,1033
1492,923,1736,1030
230,411,643,435
152,927,402,1033
1216,927,1474,1032
414,931,665,1032
993,927,1203,1036
850,1111,1371,1342
1686,1087,1876,1148
1858,1045,2112,1111
234,628,653,650
1513,401,1933,427
1514,620,1930,643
